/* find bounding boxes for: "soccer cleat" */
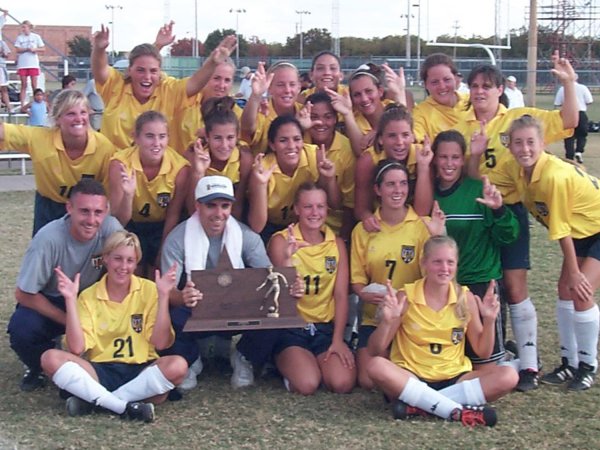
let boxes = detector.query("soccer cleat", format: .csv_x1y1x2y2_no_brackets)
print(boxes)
178,358,203,391
574,152,584,164
392,400,430,420
20,369,47,392
516,369,539,392
124,402,155,423
451,405,497,427
230,349,254,389
66,396,94,417
567,362,596,391
540,357,576,385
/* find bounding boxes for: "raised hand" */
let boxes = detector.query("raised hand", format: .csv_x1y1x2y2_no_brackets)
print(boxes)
155,263,177,299
325,87,352,116
285,224,310,259
551,49,577,85
476,280,500,321
378,280,405,323
382,63,406,104
422,200,446,236
189,138,211,176
316,144,336,179
154,20,176,50
93,24,110,50
54,266,80,302
251,62,273,98
416,135,433,168
209,35,237,65
251,153,276,185
476,175,503,210
296,101,322,130
470,121,489,157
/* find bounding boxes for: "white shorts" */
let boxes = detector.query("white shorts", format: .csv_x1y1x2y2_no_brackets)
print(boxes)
0,67,8,86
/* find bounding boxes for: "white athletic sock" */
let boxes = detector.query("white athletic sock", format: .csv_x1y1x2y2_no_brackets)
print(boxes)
556,299,578,367
509,298,538,371
52,361,127,414
399,377,461,419
111,365,175,402
438,378,486,406
499,358,521,371
573,304,599,370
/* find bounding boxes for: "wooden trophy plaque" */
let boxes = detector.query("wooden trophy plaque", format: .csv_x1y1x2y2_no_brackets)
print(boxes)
183,248,306,332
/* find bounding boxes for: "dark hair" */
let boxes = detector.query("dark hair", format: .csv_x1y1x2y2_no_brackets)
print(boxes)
300,72,311,83
420,53,458,82
293,181,326,205
373,158,409,187
305,91,336,120
33,88,44,96
69,178,106,199
432,129,467,156
311,51,341,71
202,96,239,135
267,115,303,145
467,65,509,108
134,110,168,136
374,104,413,154
349,63,384,89
61,75,76,89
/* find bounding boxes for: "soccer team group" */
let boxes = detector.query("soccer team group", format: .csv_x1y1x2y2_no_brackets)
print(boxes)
4,20,600,427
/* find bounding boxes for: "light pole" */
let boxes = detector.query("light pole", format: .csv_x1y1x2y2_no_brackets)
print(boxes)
400,3,413,67
229,8,246,66
105,4,123,58
412,0,421,75
193,0,198,58
296,10,311,59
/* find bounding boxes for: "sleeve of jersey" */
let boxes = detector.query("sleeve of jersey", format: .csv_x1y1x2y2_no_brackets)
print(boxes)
1,124,34,153
350,226,369,285
250,114,268,152
546,175,573,240
535,109,573,143
96,67,123,103
162,75,191,109
487,205,520,246
339,150,356,208
77,290,98,355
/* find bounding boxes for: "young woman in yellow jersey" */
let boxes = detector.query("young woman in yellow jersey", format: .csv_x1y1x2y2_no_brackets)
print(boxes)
0,89,116,235
508,115,600,391
186,97,253,221
247,115,341,242
354,105,433,232
351,160,444,389
91,24,236,150
412,53,470,143
462,53,578,391
268,183,356,394
367,236,517,426
240,61,304,155
41,231,187,422
298,51,347,104
109,111,189,277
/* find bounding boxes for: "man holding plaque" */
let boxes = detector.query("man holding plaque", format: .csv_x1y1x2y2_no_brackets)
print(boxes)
161,176,273,389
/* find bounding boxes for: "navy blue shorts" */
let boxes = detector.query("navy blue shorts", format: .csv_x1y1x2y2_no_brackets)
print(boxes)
500,203,530,270
574,232,600,261
423,371,469,390
33,192,67,237
126,221,164,266
273,323,336,357
91,361,152,392
357,325,377,349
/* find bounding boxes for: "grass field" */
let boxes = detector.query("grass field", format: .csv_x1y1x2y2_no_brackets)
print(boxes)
0,137,599,449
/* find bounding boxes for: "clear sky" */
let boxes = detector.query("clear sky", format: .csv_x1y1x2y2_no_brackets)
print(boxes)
6,0,530,53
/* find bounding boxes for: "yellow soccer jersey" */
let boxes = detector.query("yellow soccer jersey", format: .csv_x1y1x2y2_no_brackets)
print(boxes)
112,146,189,223
353,99,396,135
74,274,174,364
250,99,304,155
412,91,470,143
1,125,115,203
457,105,573,204
390,279,472,382
515,152,600,240
206,146,242,185
171,92,244,154
96,67,190,150
350,207,430,326
262,143,320,227
275,224,339,323
306,132,355,234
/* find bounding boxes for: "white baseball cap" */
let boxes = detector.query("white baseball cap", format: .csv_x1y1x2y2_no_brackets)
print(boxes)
506,75,517,82
240,66,251,76
195,176,236,203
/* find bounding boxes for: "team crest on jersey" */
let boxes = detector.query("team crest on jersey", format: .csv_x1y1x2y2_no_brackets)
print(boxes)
324,256,337,274
401,245,415,263
91,255,103,270
157,192,171,208
131,314,143,333
451,327,465,345
499,132,510,148
534,201,549,217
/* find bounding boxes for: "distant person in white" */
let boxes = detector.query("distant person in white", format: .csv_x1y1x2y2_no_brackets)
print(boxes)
555,74,593,163
0,8,8,40
505,75,524,109
14,20,45,109
235,66,253,101
455,72,469,94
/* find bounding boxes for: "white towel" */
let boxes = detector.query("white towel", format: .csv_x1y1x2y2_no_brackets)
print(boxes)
183,212,244,276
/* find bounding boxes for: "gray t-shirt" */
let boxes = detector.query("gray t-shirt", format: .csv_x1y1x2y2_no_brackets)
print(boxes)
161,218,271,286
17,215,123,297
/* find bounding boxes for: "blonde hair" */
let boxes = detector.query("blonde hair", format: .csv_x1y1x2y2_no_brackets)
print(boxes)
50,90,91,128
102,231,142,263
422,235,469,325
507,114,545,143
